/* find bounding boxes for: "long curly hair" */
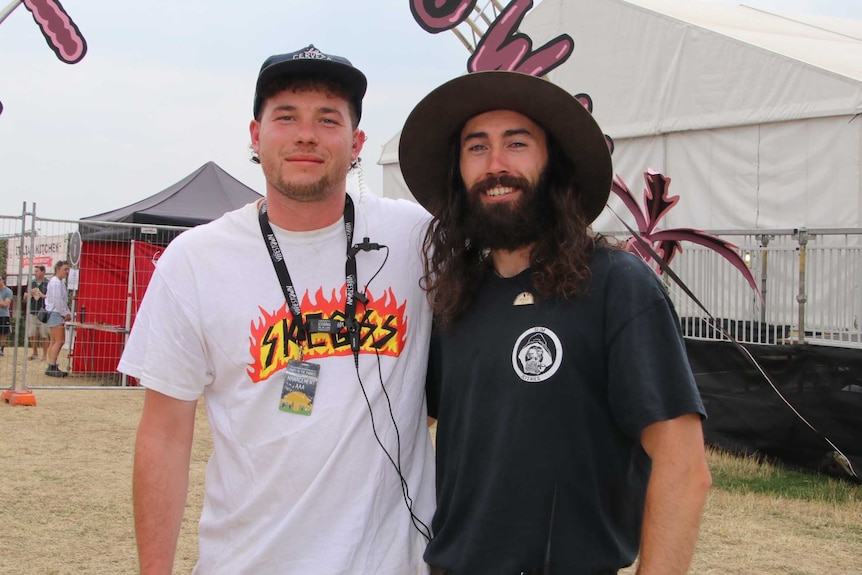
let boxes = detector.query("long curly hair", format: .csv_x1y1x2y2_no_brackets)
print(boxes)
421,133,606,330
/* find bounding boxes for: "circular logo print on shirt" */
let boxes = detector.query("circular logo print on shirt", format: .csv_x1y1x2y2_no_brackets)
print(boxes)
511,327,563,383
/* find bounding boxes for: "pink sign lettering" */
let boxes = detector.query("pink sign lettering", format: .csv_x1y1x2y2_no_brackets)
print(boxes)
24,0,87,64
1,0,87,117
410,0,477,33
410,0,572,76
469,0,572,75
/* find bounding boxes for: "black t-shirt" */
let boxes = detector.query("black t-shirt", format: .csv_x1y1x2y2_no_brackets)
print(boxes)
425,247,705,575
29,278,48,313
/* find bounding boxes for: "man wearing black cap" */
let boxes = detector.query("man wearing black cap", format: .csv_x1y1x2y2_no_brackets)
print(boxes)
399,71,711,575
121,45,435,574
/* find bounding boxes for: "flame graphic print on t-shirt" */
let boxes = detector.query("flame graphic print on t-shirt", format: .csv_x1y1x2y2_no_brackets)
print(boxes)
247,286,407,383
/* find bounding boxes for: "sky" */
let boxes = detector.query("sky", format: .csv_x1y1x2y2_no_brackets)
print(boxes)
1,0,860,221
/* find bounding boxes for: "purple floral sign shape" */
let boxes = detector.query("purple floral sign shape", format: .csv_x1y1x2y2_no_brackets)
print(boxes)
611,170,762,299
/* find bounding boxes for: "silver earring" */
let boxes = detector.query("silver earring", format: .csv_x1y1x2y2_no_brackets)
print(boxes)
249,144,260,164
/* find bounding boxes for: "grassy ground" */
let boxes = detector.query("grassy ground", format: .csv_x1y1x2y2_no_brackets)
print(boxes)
1,388,860,574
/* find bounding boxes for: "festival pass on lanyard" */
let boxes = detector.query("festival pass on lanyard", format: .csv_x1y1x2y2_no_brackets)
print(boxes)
258,197,358,416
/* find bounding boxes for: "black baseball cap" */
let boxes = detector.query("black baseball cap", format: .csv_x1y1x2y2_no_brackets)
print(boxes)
253,44,368,121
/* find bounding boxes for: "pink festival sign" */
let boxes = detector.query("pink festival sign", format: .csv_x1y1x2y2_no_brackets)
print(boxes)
410,0,573,75
0,0,87,116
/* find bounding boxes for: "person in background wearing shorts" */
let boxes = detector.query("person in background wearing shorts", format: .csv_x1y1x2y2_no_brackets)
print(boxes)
0,275,12,356
45,260,71,377
27,264,50,360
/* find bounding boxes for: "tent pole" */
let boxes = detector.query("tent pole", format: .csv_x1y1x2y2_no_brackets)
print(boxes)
123,240,135,387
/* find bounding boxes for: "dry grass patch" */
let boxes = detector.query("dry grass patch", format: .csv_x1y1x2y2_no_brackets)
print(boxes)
0,388,210,575
1,392,859,574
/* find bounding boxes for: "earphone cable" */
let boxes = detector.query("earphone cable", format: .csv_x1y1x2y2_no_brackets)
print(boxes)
353,354,433,541
351,246,433,541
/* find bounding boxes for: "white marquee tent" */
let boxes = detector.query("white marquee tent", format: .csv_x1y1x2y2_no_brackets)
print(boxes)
377,0,862,481
379,0,862,232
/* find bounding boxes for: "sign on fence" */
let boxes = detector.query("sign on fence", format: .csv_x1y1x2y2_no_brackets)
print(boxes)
5,233,69,286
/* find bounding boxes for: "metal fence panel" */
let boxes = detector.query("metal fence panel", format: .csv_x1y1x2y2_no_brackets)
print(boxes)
602,228,862,348
1,204,189,390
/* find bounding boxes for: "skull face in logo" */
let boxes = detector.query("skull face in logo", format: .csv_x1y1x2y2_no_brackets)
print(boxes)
521,339,551,375
512,328,562,383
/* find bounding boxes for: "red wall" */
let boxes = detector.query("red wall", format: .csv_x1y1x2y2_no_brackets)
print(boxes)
72,241,161,374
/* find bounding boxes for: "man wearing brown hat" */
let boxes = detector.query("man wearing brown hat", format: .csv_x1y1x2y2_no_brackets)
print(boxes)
400,71,711,575
121,45,435,574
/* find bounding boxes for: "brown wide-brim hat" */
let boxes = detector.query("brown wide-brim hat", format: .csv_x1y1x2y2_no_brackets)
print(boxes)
398,71,612,223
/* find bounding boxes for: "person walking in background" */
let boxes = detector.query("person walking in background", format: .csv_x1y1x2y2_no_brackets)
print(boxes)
45,260,71,377
120,45,435,575
27,264,50,360
0,275,12,356
400,71,711,575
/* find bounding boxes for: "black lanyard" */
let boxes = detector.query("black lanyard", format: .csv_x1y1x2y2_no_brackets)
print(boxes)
258,196,360,351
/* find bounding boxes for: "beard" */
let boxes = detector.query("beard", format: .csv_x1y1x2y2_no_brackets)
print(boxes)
463,172,553,251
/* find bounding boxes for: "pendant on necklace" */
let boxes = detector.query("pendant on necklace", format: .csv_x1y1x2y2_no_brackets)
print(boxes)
513,291,535,306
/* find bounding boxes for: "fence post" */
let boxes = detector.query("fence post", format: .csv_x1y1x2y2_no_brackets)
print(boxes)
11,202,27,387
795,227,809,345
757,234,771,330
2,201,37,406
122,240,136,387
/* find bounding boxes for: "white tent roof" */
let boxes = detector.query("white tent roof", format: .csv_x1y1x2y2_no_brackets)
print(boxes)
624,0,862,80
560,0,862,137
623,1,862,81
380,0,862,164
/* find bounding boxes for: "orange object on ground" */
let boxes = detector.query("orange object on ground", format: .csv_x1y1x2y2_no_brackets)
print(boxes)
3,389,37,406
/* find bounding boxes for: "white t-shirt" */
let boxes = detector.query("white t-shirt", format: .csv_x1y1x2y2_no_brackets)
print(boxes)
119,191,435,575
45,276,70,316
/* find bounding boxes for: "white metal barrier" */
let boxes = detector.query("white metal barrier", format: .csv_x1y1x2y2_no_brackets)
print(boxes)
599,228,862,348
0,203,189,391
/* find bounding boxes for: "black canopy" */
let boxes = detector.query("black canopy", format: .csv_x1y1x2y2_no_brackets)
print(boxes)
80,161,262,243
